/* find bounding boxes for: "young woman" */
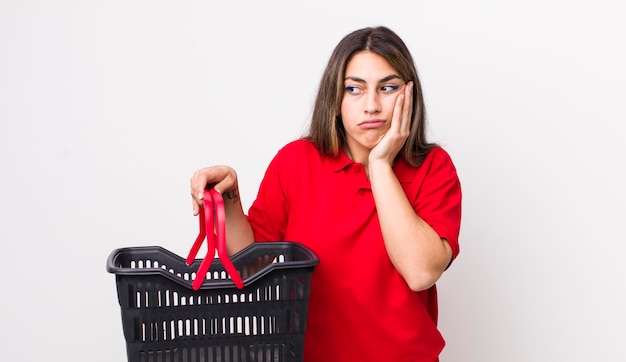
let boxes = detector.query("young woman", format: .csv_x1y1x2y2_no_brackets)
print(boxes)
190,26,462,362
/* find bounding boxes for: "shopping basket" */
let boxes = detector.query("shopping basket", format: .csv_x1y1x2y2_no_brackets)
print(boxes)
107,190,319,362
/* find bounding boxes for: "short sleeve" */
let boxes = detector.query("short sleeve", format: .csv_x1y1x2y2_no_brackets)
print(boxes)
414,148,462,263
246,145,291,242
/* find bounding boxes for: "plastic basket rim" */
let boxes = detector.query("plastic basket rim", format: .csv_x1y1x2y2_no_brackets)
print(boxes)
106,241,319,290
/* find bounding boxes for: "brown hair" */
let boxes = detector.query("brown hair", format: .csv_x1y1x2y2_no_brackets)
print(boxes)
304,26,436,166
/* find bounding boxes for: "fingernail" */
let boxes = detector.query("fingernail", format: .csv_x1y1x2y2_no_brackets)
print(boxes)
197,192,203,200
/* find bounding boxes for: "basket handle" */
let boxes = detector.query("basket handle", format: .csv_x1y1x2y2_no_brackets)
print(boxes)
186,189,244,290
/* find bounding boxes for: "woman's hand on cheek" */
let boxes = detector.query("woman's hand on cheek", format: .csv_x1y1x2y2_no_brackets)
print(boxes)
369,81,413,166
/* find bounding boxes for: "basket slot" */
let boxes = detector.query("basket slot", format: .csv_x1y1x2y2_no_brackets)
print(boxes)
128,276,309,309
135,343,290,362
135,307,304,343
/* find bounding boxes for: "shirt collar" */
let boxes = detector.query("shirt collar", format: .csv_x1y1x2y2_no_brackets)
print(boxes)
330,149,415,183
330,148,355,172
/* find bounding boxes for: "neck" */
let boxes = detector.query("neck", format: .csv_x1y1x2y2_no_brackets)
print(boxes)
343,145,369,167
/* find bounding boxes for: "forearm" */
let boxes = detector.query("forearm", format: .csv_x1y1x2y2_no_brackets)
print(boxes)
369,161,452,291
221,188,255,256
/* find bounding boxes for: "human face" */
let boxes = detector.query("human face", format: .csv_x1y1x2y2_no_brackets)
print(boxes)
340,51,406,162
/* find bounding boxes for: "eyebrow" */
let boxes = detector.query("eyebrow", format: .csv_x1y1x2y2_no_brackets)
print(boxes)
344,74,402,84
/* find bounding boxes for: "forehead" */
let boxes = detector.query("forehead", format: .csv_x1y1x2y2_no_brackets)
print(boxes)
344,51,398,81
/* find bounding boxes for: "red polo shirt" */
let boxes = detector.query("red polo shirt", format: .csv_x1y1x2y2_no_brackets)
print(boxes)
247,139,462,362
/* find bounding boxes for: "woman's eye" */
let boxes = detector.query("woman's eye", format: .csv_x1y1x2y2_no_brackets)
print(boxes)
381,85,400,93
345,86,362,95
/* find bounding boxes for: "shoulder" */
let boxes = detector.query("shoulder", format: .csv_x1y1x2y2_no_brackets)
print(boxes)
272,139,319,163
399,147,457,174
277,138,317,154
424,146,454,164
263,139,321,195
422,147,458,175
396,146,459,184
420,147,461,194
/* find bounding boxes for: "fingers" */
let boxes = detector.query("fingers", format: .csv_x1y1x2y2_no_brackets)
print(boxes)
192,196,200,216
402,81,413,133
391,94,405,134
190,166,238,215
190,171,205,216
394,81,413,136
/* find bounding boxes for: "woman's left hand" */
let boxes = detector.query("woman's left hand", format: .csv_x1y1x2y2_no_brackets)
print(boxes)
369,81,413,165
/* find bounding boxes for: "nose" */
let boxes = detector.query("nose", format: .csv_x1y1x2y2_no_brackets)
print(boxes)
364,90,381,114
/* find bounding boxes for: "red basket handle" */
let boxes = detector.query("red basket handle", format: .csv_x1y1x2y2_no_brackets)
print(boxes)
186,189,244,290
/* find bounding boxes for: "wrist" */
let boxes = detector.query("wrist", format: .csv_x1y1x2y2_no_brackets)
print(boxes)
221,188,241,205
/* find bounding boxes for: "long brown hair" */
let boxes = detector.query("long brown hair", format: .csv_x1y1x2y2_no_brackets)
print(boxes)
304,26,436,166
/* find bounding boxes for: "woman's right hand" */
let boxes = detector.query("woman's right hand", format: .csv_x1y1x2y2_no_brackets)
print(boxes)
190,165,238,216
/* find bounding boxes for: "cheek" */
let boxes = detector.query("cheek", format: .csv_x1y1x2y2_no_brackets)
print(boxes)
340,99,357,120
384,94,401,110
340,97,353,112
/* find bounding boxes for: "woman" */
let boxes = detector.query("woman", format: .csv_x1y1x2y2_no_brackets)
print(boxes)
190,26,462,362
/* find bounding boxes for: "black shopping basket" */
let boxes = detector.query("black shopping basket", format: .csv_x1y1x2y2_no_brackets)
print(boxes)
107,190,319,362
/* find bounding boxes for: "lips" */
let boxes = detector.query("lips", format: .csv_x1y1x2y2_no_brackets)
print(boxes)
358,120,386,129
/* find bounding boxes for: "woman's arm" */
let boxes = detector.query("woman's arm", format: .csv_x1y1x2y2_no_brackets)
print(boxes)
369,161,453,292
368,82,455,291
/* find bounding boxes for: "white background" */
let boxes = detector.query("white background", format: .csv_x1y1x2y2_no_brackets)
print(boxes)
1,1,625,361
